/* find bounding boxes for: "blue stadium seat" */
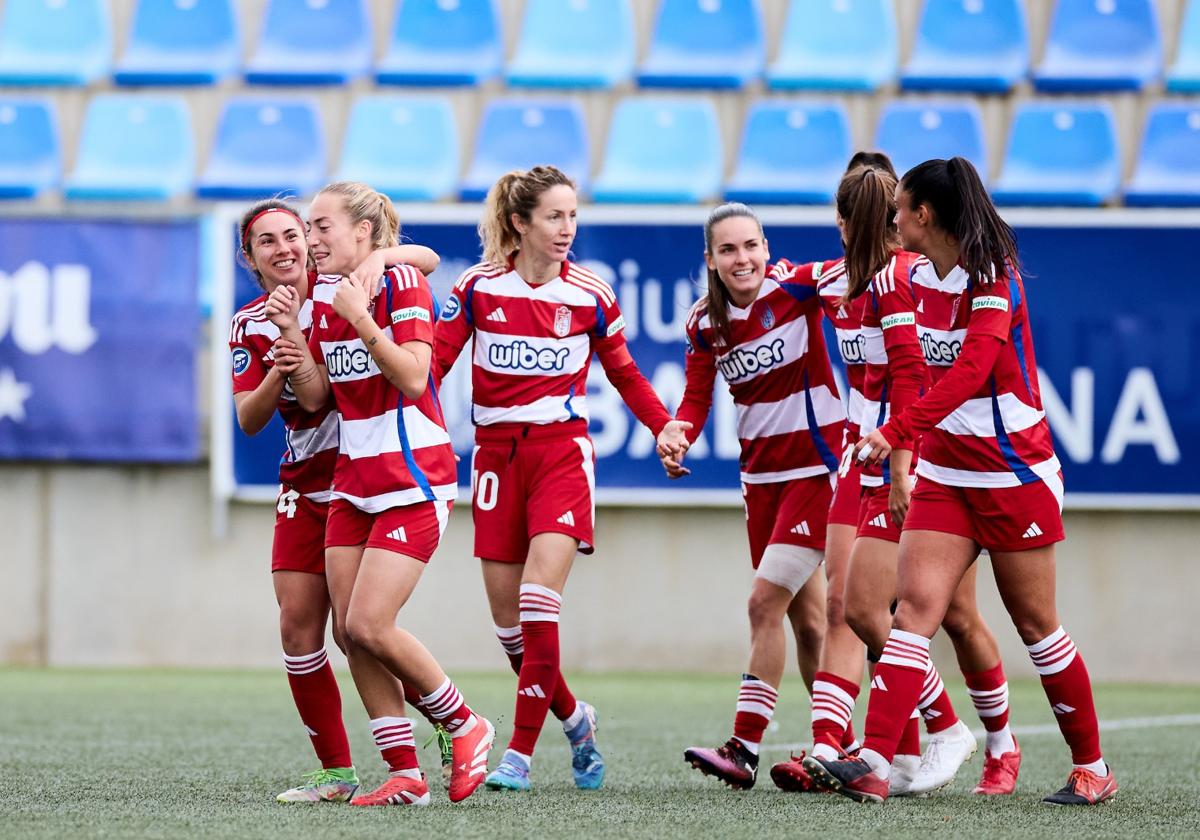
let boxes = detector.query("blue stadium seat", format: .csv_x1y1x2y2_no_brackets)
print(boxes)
0,99,59,198
874,100,987,181
114,0,238,86
1124,103,1200,206
767,0,897,92
65,95,194,201
336,96,459,203
461,99,590,201
901,0,1028,93
196,98,325,200
1166,0,1200,92
0,0,110,86
1033,0,1161,91
245,0,371,85
638,0,764,89
992,103,1120,206
592,98,722,203
725,101,851,204
506,0,634,89
376,0,501,86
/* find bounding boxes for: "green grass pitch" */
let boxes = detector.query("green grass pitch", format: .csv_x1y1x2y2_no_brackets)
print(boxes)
3,669,1198,838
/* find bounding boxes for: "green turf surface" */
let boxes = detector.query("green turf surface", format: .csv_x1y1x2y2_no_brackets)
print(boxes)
2,669,1197,839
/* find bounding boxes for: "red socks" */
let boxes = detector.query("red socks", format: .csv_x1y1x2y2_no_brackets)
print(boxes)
283,649,352,769
495,623,578,722
862,630,931,765
1028,626,1103,765
732,675,778,754
509,584,564,756
811,670,859,756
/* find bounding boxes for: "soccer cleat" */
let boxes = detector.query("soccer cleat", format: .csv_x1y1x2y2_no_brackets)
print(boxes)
684,738,758,790
485,750,533,792
802,753,889,803
1043,766,1117,806
887,754,922,797
276,767,359,803
907,719,978,795
566,701,605,790
423,723,454,790
973,737,1022,795
448,715,495,803
349,774,430,806
769,752,818,792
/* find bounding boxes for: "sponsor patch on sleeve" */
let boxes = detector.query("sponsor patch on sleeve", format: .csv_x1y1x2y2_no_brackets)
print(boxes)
880,312,916,330
231,347,251,375
440,294,461,321
972,295,1010,313
606,314,626,337
391,306,431,324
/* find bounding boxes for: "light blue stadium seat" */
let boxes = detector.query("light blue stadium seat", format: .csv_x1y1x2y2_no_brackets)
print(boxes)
196,98,325,200
1125,103,1200,206
1034,0,1161,91
992,103,1120,206
0,0,110,86
638,0,764,89
65,95,193,201
461,99,590,201
767,0,897,92
506,0,634,88
1167,0,1200,92
725,101,851,204
902,0,1028,92
0,99,59,198
376,0,501,86
245,0,371,85
336,96,459,202
875,100,987,181
114,0,238,86
592,98,721,203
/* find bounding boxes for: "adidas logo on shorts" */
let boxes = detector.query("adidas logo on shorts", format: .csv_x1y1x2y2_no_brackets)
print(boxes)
868,513,888,528
1022,522,1043,539
386,526,407,542
790,521,810,536
556,511,575,527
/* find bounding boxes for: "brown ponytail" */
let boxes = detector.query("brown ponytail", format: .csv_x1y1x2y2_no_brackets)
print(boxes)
836,164,900,302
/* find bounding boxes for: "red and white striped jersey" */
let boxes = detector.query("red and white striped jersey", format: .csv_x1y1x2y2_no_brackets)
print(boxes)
815,258,868,441
434,259,656,430
229,280,337,502
677,259,844,484
906,262,1059,488
308,266,457,513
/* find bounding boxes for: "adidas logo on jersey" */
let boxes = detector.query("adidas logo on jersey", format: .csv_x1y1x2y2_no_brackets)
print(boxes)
868,513,889,529
386,526,407,542
871,675,888,691
320,314,328,329
790,521,810,536
556,511,575,527
1022,522,1044,539
486,307,508,323
518,684,546,698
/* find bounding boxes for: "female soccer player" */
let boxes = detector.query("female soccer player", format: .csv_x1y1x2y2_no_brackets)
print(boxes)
806,158,1115,806
434,165,691,792
267,182,494,807
667,202,846,790
229,199,441,803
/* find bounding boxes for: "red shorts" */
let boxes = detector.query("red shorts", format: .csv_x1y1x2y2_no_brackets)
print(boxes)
904,473,1065,552
828,461,863,527
471,422,595,563
324,498,453,563
856,482,903,543
271,487,328,574
743,474,834,568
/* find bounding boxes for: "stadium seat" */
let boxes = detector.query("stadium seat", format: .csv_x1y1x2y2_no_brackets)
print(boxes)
336,96,459,203
1033,0,1161,92
901,0,1028,93
637,0,764,89
766,0,898,92
0,0,110,86
506,0,634,89
114,0,239,86
592,98,722,203
992,102,1120,206
874,100,987,181
0,98,59,198
1166,0,1200,92
1124,103,1200,206
245,0,371,85
196,98,325,200
376,0,502,86
461,99,590,201
725,101,851,204
65,95,194,201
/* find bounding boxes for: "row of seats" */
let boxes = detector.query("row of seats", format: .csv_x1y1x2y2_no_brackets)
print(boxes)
2,93,1197,207
1,0,1198,93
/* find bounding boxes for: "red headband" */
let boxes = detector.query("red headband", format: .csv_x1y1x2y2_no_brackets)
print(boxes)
242,207,304,251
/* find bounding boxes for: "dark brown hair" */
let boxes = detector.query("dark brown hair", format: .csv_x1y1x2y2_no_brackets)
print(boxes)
836,163,900,302
237,198,306,288
702,202,763,347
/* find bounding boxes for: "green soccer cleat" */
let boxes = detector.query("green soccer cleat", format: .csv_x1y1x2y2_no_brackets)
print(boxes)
276,766,359,803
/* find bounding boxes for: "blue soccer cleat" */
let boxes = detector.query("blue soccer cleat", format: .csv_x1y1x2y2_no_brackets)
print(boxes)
484,750,532,792
566,701,606,790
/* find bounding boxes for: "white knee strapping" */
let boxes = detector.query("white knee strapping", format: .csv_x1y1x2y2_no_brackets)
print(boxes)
755,545,824,596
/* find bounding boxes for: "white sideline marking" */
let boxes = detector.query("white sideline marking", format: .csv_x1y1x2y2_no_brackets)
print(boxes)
761,713,1200,753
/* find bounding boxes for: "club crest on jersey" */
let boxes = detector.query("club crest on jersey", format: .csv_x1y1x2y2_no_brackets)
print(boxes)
553,305,572,337
760,305,775,330
440,294,462,321
231,347,250,375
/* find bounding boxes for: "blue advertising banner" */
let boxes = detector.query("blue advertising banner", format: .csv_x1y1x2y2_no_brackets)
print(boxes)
0,218,200,462
223,210,1198,508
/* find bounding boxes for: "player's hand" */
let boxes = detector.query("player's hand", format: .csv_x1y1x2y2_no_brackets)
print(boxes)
660,451,690,479
272,337,304,374
656,420,693,462
348,250,386,292
888,473,911,529
332,274,370,325
852,429,891,468
265,284,300,330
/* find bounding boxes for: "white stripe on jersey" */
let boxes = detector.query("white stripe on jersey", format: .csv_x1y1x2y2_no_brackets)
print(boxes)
333,483,460,514
473,331,591,378
473,392,588,426
484,272,600,308
833,326,866,366
861,325,886,364
917,325,967,366
284,408,338,463
712,320,811,385
741,464,838,485
319,339,381,383
846,388,866,429
911,263,968,293
916,456,1062,489
736,385,843,441
455,262,504,293
231,300,314,343
872,255,899,295
564,265,616,306
934,394,1047,439
339,406,453,460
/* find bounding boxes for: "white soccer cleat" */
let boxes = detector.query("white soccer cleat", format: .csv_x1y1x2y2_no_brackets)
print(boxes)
908,720,978,795
888,754,922,797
